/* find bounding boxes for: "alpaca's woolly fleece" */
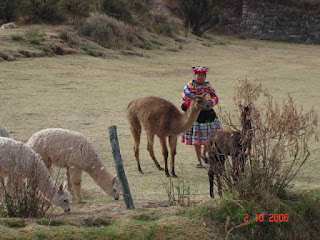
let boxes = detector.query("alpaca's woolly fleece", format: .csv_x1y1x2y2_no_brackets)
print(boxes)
27,128,120,201
0,137,72,212
0,126,10,138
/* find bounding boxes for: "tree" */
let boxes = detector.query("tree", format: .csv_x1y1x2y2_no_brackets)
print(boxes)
0,0,19,22
179,0,221,36
63,0,98,22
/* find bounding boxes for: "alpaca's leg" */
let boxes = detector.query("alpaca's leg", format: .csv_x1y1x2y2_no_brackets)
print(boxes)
66,167,72,193
68,167,84,203
208,168,214,198
158,135,169,177
168,135,178,178
129,120,143,173
217,156,225,197
240,153,247,173
232,153,241,182
146,133,163,171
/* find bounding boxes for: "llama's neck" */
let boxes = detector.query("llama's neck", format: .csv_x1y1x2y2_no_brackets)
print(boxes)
177,104,201,133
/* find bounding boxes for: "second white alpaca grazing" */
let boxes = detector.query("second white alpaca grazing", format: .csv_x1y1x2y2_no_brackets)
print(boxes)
27,128,121,203
0,137,72,212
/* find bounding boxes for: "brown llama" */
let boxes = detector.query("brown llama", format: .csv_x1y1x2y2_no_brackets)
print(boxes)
206,104,253,198
127,95,211,177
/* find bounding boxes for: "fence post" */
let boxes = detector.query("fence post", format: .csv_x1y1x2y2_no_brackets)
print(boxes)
108,125,135,210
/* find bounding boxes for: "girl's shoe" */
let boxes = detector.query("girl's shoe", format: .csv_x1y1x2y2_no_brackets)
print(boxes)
196,163,203,168
202,156,209,164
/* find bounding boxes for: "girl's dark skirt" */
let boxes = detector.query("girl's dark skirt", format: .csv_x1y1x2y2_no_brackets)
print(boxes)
180,109,220,145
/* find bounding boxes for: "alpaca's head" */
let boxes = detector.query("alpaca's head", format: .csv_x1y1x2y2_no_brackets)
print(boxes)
111,175,121,200
190,94,211,111
53,184,72,213
239,103,253,129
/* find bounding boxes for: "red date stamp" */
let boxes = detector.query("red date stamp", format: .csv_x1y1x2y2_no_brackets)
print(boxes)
244,214,289,222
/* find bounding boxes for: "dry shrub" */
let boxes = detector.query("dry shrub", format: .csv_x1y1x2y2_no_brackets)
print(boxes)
151,14,180,37
77,14,142,49
215,78,318,198
0,153,65,218
206,78,319,239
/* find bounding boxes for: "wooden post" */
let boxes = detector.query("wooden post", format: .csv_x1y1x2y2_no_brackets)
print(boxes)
108,125,135,210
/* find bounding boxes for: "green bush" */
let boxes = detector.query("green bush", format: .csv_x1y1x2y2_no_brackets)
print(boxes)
40,46,50,52
186,190,320,240
11,34,24,41
22,0,66,24
101,0,132,23
25,28,46,45
59,31,73,43
88,50,104,57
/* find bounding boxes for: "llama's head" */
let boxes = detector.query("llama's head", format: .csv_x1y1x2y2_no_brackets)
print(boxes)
52,184,72,213
190,94,211,111
111,175,121,200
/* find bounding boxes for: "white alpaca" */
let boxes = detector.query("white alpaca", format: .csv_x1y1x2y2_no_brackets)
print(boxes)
1,22,17,29
0,125,10,138
0,137,72,212
27,128,121,203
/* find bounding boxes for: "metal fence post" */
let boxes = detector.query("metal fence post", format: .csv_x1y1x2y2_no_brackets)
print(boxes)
108,125,135,210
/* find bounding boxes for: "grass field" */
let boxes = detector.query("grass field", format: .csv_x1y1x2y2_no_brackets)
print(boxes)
0,25,319,239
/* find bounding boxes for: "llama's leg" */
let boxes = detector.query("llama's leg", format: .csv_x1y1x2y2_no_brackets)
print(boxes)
146,133,164,171
168,135,178,178
158,135,170,177
129,121,143,173
68,167,85,203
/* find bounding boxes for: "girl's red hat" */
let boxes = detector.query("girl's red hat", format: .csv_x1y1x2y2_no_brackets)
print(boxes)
192,66,210,73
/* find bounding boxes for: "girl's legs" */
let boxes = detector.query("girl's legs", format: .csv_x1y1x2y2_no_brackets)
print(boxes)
201,145,207,157
194,145,202,167
201,145,208,163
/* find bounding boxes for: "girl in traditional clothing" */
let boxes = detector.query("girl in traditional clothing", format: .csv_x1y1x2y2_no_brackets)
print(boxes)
180,66,221,168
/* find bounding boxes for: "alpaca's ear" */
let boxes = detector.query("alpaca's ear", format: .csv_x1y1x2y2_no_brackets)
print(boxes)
112,175,118,185
63,180,68,190
58,184,64,193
